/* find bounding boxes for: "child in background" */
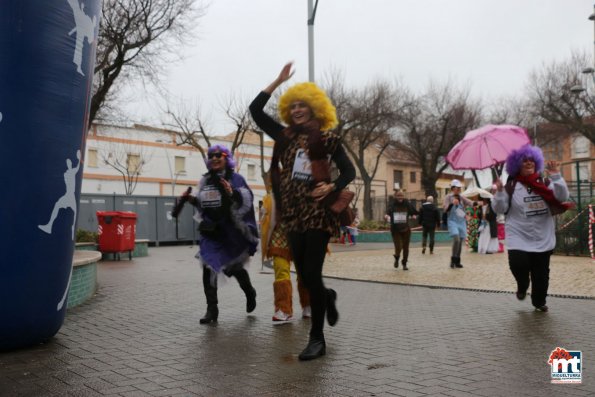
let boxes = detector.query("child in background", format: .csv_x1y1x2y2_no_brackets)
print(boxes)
346,210,360,246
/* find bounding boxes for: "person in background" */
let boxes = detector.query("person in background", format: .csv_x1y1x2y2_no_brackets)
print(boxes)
443,179,473,269
249,62,356,360
477,196,499,254
346,209,360,246
418,195,441,254
260,187,311,323
496,213,506,253
385,190,418,270
465,201,482,252
339,225,352,245
178,145,259,324
492,144,572,312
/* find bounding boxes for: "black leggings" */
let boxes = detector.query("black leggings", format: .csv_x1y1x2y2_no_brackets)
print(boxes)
508,250,552,308
288,229,331,339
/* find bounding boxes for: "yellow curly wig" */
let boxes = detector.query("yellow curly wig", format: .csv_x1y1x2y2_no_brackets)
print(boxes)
278,82,338,131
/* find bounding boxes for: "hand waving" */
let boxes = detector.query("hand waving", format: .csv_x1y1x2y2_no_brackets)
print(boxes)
545,160,560,174
276,62,295,84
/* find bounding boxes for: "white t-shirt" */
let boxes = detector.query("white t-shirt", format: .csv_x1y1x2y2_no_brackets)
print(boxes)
492,174,569,252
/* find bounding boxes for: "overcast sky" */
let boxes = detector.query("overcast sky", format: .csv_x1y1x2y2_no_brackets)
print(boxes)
121,0,595,135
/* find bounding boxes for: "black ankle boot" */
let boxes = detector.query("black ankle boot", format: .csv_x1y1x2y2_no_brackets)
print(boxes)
246,287,257,313
402,260,408,271
233,268,257,313
454,257,463,268
199,305,218,324
326,289,339,326
393,255,399,268
450,256,456,269
298,337,326,361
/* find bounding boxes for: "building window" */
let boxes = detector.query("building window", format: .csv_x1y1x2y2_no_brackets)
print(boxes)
410,171,416,183
175,156,186,174
127,154,141,173
247,164,256,180
87,148,98,167
572,135,590,158
393,170,403,190
542,143,563,162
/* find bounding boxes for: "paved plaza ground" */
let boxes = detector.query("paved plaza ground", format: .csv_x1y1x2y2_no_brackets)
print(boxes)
1,243,594,396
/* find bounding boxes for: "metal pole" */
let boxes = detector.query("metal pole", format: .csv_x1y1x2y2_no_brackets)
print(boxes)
576,160,584,254
308,0,315,82
592,3,595,69
576,160,582,212
307,0,319,82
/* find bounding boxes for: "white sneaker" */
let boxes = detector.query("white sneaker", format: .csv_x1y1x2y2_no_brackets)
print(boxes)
272,310,293,322
302,306,312,319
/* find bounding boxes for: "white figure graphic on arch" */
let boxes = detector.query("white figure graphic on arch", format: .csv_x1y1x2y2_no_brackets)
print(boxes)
38,150,81,239
67,0,97,76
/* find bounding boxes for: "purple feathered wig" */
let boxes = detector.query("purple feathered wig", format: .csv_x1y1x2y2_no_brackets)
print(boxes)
505,144,544,177
206,144,236,170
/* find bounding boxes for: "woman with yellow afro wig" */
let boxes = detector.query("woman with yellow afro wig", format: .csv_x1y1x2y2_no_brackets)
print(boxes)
277,82,338,132
250,62,355,361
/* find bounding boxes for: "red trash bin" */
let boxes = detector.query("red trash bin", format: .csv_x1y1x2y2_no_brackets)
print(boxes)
96,211,137,260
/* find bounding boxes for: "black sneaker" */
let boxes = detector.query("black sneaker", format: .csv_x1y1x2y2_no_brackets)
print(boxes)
516,291,527,300
535,305,549,312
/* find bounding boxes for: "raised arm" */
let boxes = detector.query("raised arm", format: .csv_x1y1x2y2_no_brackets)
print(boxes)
249,62,295,140
263,62,294,95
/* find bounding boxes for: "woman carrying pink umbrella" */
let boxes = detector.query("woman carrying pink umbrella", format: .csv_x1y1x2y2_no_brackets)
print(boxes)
492,144,573,312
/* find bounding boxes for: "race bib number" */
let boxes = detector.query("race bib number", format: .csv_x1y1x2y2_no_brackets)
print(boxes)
523,195,548,217
292,149,312,182
393,212,407,224
291,148,331,182
200,185,222,208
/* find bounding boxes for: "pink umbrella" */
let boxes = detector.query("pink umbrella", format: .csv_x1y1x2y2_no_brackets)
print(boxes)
446,124,531,171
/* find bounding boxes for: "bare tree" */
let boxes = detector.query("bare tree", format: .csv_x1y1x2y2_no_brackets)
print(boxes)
525,50,595,145
330,79,410,219
221,95,257,153
163,94,255,162
322,71,414,219
399,81,482,197
487,96,535,128
163,98,211,161
91,0,206,126
100,140,152,195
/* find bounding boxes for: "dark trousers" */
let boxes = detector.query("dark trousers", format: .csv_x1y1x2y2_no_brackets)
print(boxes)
508,250,552,308
202,264,253,306
391,229,411,262
422,226,436,251
289,229,331,339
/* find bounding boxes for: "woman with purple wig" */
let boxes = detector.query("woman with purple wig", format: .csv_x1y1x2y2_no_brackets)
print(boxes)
179,144,259,324
492,144,573,312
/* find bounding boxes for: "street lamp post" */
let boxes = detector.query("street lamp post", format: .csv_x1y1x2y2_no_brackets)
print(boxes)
590,4,595,69
307,0,320,82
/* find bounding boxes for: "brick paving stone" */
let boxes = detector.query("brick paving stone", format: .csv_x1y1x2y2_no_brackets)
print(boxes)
0,245,594,397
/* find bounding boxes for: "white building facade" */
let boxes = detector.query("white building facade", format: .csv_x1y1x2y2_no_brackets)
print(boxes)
82,123,273,204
